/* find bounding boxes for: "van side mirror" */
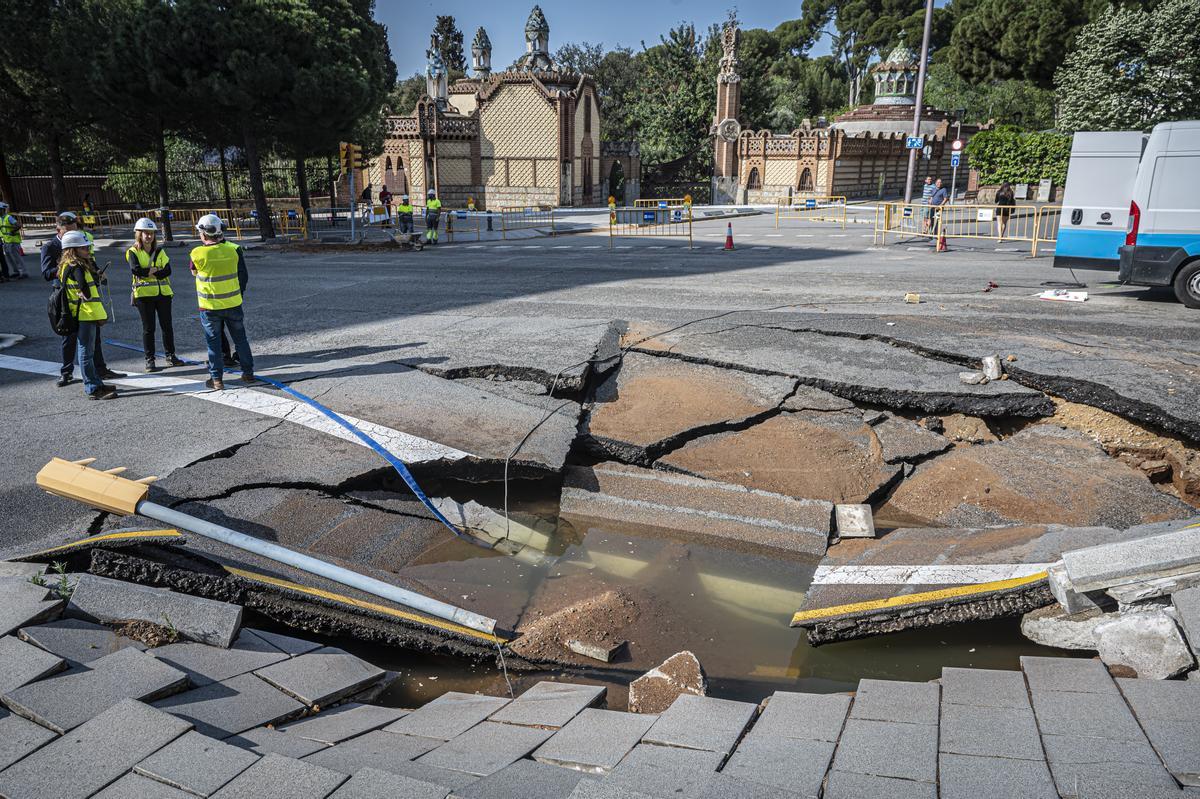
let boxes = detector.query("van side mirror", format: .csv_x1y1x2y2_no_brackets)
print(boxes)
1071,209,1083,225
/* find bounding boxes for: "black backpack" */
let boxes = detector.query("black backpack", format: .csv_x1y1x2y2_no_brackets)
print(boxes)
48,271,82,336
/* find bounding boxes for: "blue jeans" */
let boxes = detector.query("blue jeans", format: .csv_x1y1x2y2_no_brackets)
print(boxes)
76,321,103,395
200,306,253,380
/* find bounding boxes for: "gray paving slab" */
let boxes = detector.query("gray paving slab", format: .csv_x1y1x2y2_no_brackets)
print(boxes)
721,732,836,797
640,694,758,755
567,779,655,799
0,707,58,771
383,691,510,741
0,562,49,580
68,574,242,648
18,617,147,664
1020,655,1119,694
152,672,306,738
938,703,1045,760
1048,759,1184,799
226,726,331,758
0,698,192,799
1137,718,1200,786
1041,733,1164,766
327,766,449,799
533,708,658,774
847,679,939,725
822,770,937,799
363,759,479,791
93,773,197,799
1118,676,1200,722
451,758,590,799
279,702,408,745
1029,689,1146,740
1175,587,1200,660
209,752,347,799
151,630,289,687
829,718,937,783
692,772,807,799
488,680,605,729
1,645,189,733
303,729,441,776
254,647,385,708
246,627,323,655
940,667,1030,708
416,720,554,777
0,583,64,637
752,691,850,742
603,743,724,798
939,753,1057,799
135,729,260,797
1063,526,1200,591
0,634,65,694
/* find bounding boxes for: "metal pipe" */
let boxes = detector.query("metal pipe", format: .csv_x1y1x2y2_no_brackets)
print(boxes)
138,500,499,636
903,0,936,204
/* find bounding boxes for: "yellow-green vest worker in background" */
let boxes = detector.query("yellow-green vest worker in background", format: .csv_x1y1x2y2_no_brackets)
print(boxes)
127,217,184,373
424,189,442,244
57,229,116,399
397,195,415,236
0,200,26,280
190,213,254,391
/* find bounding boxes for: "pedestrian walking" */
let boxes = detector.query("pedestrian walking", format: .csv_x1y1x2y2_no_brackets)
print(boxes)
424,188,442,245
995,181,1016,242
397,194,414,237
0,201,28,279
190,214,254,391
379,184,393,225
57,230,117,400
920,176,935,234
127,217,184,373
41,212,123,387
930,179,950,251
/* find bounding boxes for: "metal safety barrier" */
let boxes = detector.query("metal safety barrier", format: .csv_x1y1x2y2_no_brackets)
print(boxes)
775,196,847,229
634,198,687,208
13,211,59,235
608,204,693,249
1033,206,1061,257
199,206,306,239
873,202,1062,257
500,205,556,239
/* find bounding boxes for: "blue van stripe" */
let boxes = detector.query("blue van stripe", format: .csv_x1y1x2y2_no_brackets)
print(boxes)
1055,228,1125,261
1136,232,1200,255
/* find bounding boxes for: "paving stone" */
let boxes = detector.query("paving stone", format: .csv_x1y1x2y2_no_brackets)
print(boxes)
568,780,655,799
0,708,58,771
1047,759,1183,799
246,627,323,655
721,732,836,796
364,760,479,791
834,504,875,538
1137,719,1200,787
533,708,659,774
822,770,937,799
939,753,1057,799
752,691,851,742
209,752,347,799
93,773,196,799
416,721,554,776
384,691,510,741
640,694,758,755
1,645,189,733
829,718,937,783
692,772,807,799
151,630,289,687
1117,676,1200,722
254,647,385,708
603,744,723,797
0,579,64,637
1029,689,1145,740
0,634,65,694
847,679,939,725
18,617,146,664
452,758,590,799
627,651,706,714
0,562,49,580
0,698,192,799
940,667,1030,709
303,729,440,776
279,702,408,745
938,703,1044,760
327,766,449,799
1175,587,1200,660
135,729,260,796
68,574,242,648
1020,655,1118,694
1041,733,1164,766
226,726,330,758
153,672,306,738
1064,525,1200,591
489,681,605,729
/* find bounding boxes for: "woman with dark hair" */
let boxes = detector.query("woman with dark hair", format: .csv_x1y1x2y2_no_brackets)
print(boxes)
995,181,1016,242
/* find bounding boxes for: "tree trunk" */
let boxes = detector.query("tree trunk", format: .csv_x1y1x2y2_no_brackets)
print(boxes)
155,121,174,242
218,145,233,214
242,126,275,240
295,153,311,224
0,140,15,209
47,133,68,211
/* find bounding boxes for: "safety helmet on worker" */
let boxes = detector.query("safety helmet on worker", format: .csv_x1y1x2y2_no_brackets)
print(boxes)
427,189,435,197
60,230,91,249
196,214,224,237
134,217,158,232
0,201,8,209
57,211,78,224
401,195,409,201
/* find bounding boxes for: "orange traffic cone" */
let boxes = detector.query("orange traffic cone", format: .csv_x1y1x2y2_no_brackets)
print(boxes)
723,222,735,251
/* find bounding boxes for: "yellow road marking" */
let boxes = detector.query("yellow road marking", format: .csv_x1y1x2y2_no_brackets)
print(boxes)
1187,522,1200,529
791,571,1048,625
24,529,182,558
223,566,508,645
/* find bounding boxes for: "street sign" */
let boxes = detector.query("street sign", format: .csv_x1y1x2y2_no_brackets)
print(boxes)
805,198,817,209
643,211,655,223
952,139,963,151
950,153,961,168
902,207,914,218
658,200,668,209
906,136,925,149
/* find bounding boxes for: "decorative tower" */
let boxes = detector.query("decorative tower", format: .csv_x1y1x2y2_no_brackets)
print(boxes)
471,27,492,78
517,6,554,72
425,34,448,111
871,38,919,106
711,12,742,204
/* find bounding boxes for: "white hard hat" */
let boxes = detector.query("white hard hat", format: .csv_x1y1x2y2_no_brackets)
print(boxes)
57,211,78,223
427,189,435,196
134,217,158,232
196,214,224,236
401,195,409,200
60,230,90,249
0,201,8,209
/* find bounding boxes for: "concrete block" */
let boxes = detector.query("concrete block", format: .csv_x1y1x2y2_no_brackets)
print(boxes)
245,627,322,655
566,639,624,662
2,645,189,733
822,771,937,799
834,505,874,538
981,355,1003,381
1062,526,1200,592
1107,570,1200,603
1094,608,1195,679
532,708,658,774
254,647,385,708
1047,759,1182,799
1117,676,1200,722
489,681,605,728
692,772,807,799
19,617,146,664
209,752,347,799
1173,586,1200,660
0,708,58,771
1020,605,1106,650
416,721,554,776
0,698,192,799
226,726,329,758
721,733,836,796
568,780,655,799
940,667,1030,709
278,702,408,745
452,758,590,799
628,651,706,714
939,753,1057,799
303,729,440,776
1041,733,1163,766
135,729,260,797
0,634,66,694
1029,690,1145,741
153,672,306,739
847,679,939,725
383,691,510,741
151,629,289,687
1047,562,1106,615
1020,655,1118,694
640,694,757,755
938,703,1044,761
327,767,449,799
604,744,723,797
829,719,937,783
93,773,196,799
68,574,242,648
752,691,850,742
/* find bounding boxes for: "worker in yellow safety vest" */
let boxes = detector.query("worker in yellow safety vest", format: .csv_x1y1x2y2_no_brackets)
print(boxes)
57,230,117,400
424,189,442,245
0,201,26,280
190,214,254,391
397,194,414,236
127,217,184,373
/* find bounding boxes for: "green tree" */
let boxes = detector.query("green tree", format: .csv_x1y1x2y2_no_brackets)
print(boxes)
554,42,605,74
923,61,1055,129
964,127,1072,183
626,24,719,165
432,15,466,73
387,74,427,116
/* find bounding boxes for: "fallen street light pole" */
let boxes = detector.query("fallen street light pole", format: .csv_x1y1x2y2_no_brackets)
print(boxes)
35,457,500,637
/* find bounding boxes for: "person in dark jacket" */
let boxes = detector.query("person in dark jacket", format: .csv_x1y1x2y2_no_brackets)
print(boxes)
41,212,123,387
994,181,1016,241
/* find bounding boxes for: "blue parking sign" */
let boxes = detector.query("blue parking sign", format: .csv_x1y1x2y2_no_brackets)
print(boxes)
905,136,925,149
951,153,961,168
643,211,655,222
805,198,817,209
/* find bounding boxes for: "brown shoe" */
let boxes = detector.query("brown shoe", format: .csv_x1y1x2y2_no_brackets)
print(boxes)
89,386,118,400
205,378,224,391
238,373,257,385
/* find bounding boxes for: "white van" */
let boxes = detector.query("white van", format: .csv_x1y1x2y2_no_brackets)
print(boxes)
1118,120,1200,308
1054,131,1147,272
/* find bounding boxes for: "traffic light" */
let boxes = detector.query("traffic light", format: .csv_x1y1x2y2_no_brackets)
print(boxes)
339,143,364,173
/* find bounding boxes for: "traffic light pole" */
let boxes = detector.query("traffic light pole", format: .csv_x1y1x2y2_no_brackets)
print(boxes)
903,0,936,205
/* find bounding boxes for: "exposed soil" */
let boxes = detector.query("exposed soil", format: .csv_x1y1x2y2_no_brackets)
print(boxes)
114,619,179,647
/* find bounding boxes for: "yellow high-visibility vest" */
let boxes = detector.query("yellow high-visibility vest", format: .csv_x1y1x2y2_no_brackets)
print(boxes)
127,247,173,299
397,203,414,214
0,214,20,244
426,199,442,213
190,241,242,310
61,266,108,322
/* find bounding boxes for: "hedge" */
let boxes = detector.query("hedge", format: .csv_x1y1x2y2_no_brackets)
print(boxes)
964,127,1072,186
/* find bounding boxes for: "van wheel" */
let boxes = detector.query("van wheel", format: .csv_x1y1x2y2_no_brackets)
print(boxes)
1175,261,1200,309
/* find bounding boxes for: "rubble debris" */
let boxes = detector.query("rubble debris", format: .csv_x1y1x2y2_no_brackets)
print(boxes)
1174,587,1200,662
939,413,997,444
1062,521,1200,593
566,639,625,663
959,371,988,385
68,573,243,648
905,293,921,304
115,619,180,647
1093,609,1195,679
872,414,952,464
510,587,642,665
1020,605,1106,650
917,416,945,434
628,651,707,714
835,504,876,539
1047,563,1109,615
431,496,553,555
981,356,1003,381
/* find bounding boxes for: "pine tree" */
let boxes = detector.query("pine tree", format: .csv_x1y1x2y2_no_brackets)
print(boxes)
433,16,467,73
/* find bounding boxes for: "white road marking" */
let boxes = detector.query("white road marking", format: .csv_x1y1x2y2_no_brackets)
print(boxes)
616,245,632,249
582,245,602,249
830,234,847,238
648,246,665,250
811,564,1051,585
0,354,472,464
765,234,783,237
752,246,771,250
795,234,814,238
494,245,513,249
521,245,543,249
552,245,571,249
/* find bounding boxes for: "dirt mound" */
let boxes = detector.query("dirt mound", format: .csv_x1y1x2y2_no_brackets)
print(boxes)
511,587,640,664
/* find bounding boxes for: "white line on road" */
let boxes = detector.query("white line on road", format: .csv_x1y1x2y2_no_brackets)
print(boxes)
811,563,1051,585
552,245,571,249
582,245,602,249
521,245,543,249
795,234,814,238
830,234,847,238
648,246,665,249
765,234,783,237
752,246,771,250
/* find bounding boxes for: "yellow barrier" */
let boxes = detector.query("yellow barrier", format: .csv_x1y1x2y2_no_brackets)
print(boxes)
1033,206,1061,257
775,196,847,229
873,202,1061,256
500,205,555,239
13,211,59,234
445,210,483,242
634,198,687,208
199,207,306,238
609,205,693,249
